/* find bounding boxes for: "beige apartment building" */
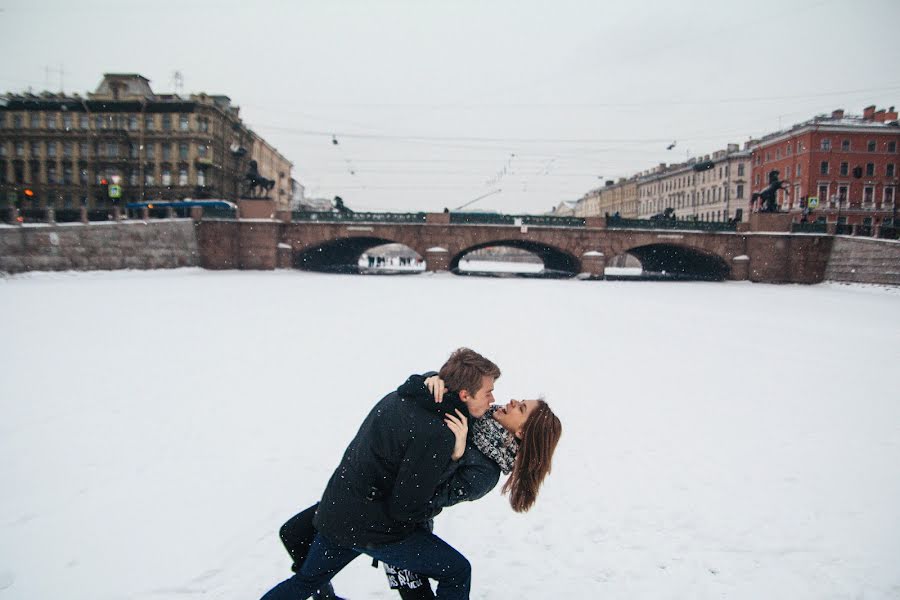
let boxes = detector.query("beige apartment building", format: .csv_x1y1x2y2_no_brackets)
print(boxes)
636,143,753,221
0,73,292,210
576,177,639,218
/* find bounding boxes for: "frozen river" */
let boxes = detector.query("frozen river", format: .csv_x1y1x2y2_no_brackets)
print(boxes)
1,269,899,599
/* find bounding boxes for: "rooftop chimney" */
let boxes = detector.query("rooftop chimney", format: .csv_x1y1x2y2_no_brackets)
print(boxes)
831,109,844,119
605,180,614,187
883,107,898,122
874,109,887,122
863,105,876,120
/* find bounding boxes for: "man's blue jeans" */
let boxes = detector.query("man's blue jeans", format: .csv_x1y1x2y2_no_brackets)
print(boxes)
260,530,471,600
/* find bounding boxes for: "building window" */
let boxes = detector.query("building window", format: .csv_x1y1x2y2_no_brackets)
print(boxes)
786,143,792,155
841,139,850,151
198,117,209,132
867,140,876,152
15,141,24,157
46,113,57,130
47,163,57,184
820,139,831,151
161,166,172,186
736,184,744,199
887,164,895,177
30,142,40,158
129,169,139,186
775,149,781,159
129,143,139,159
79,142,90,157
79,115,88,130
737,163,745,177
820,161,829,175
838,185,848,203
885,187,895,204
765,152,770,162
162,115,172,131
146,143,156,160
46,141,57,158
866,162,875,176
179,114,190,131
63,142,73,158
62,113,72,130
79,164,88,185
840,162,848,176
864,186,874,204
818,184,828,202
889,141,897,153
178,165,188,186
796,164,802,177
197,144,208,158
13,114,23,129
63,164,73,185
179,143,188,160
128,115,138,131
162,143,172,161
0,142,6,158
197,168,206,186
144,115,155,131
106,142,118,158
30,113,40,128
145,167,155,186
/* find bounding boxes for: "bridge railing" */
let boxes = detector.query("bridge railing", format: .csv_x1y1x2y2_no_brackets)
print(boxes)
292,210,427,223
791,222,828,234
449,213,586,227
606,217,737,232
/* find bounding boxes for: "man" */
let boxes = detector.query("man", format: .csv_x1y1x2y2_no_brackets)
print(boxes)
260,348,500,600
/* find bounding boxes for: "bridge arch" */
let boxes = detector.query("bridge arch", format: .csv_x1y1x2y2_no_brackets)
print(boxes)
620,243,730,280
294,236,423,273
450,240,581,277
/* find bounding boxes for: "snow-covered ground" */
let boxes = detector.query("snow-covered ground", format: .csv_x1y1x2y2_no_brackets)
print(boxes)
1,269,898,600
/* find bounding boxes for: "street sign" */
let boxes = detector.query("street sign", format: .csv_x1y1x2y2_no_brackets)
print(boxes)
807,196,819,209
108,184,122,199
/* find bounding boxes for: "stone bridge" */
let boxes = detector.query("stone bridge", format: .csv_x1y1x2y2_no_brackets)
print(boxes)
198,212,834,283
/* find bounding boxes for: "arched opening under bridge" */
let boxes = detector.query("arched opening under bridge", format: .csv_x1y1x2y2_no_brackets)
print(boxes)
608,243,729,281
451,241,580,278
294,237,423,274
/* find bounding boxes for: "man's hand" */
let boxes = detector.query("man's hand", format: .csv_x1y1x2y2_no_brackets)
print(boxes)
444,409,468,460
425,375,446,403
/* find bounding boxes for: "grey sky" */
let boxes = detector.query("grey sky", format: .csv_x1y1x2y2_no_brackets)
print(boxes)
2,0,898,213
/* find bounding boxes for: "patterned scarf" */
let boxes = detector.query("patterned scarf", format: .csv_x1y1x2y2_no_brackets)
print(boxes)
470,406,519,474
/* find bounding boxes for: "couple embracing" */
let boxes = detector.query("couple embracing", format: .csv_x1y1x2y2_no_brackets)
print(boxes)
259,348,562,600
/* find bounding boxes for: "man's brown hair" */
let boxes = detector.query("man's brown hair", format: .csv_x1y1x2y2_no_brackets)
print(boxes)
438,347,501,396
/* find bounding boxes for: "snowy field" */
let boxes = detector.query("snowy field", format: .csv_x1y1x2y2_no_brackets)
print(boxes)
1,269,899,600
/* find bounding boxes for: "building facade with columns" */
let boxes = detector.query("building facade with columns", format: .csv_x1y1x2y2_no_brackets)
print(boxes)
749,105,899,227
0,73,293,211
636,143,753,222
576,177,640,218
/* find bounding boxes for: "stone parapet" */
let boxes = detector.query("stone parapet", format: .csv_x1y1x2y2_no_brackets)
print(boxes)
0,221,199,274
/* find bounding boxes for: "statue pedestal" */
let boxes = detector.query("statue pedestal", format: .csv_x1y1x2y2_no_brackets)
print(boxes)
749,212,793,232
237,198,276,220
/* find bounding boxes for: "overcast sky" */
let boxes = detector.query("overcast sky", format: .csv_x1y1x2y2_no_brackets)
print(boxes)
2,0,899,213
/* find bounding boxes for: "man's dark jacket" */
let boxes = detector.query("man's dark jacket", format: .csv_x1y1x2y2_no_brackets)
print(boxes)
313,376,471,548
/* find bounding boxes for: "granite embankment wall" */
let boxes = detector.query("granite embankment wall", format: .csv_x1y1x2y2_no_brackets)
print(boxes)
0,220,199,274
824,236,900,285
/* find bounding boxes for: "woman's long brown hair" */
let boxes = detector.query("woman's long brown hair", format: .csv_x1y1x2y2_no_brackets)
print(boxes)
501,400,562,512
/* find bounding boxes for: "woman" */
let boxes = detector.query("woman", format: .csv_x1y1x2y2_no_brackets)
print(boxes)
279,373,562,600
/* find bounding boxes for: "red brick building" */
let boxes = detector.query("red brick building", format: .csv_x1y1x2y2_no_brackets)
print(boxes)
750,105,899,227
